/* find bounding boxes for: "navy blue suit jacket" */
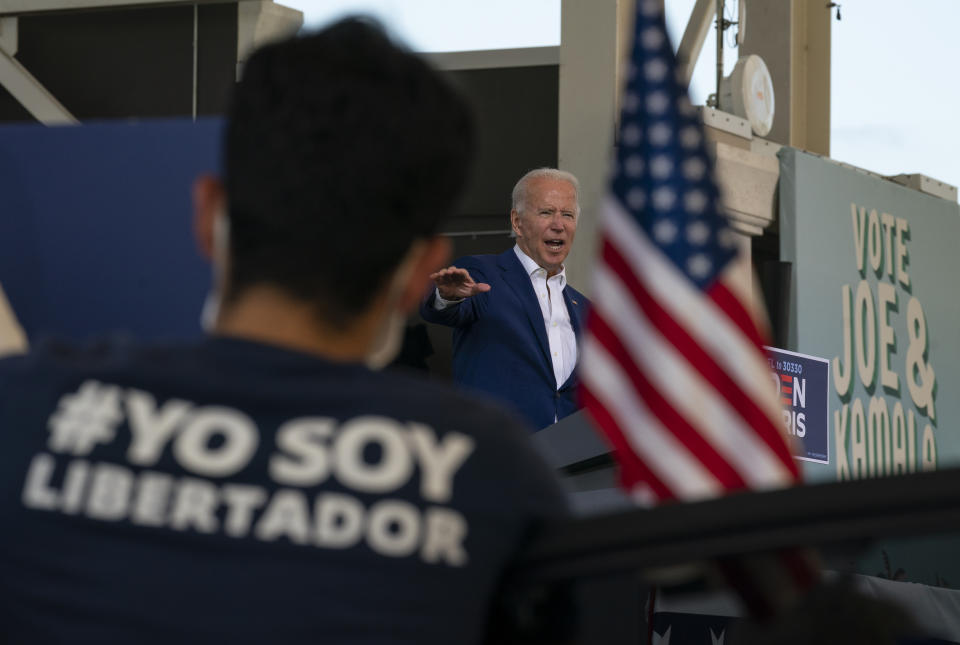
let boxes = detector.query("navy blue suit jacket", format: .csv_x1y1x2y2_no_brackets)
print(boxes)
420,249,589,431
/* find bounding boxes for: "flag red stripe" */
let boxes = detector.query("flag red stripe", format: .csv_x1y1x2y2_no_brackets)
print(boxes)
580,385,674,502
708,280,768,350
589,312,748,491
601,239,799,479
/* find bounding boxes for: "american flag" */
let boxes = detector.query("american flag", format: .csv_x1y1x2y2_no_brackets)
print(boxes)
580,0,800,505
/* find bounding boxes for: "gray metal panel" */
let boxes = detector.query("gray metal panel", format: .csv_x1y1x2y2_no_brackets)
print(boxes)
532,410,611,470
426,46,559,72
567,488,634,516
0,3,237,122
532,410,634,515
0,0,231,14
447,64,559,223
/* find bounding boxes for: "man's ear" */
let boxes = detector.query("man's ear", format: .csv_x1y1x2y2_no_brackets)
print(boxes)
192,175,226,260
510,209,522,238
398,235,451,313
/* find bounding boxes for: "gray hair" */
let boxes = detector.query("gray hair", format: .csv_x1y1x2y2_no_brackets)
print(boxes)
511,167,581,217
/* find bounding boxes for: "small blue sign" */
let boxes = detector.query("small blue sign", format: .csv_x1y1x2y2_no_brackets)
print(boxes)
764,347,830,464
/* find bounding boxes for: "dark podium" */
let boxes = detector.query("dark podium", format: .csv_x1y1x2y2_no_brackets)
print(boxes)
532,410,634,516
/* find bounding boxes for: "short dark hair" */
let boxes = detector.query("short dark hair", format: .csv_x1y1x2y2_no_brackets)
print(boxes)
224,18,475,328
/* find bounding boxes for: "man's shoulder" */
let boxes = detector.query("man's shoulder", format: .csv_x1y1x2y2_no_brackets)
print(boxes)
0,336,139,381
0,337,200,414
374,368,567,511
452,249,517,270
0,337,538,442
372,367,533,434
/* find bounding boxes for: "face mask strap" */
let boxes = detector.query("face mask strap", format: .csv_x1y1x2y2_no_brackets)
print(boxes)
364,239,427,370
199,212,231,333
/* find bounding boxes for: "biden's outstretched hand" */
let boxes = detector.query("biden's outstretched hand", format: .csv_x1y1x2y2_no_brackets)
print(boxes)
430,266,491,301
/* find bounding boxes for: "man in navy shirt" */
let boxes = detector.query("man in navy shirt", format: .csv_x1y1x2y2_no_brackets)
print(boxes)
0,20,567,644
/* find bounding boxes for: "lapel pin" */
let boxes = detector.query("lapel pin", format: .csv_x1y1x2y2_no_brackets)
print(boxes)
571,299,578,305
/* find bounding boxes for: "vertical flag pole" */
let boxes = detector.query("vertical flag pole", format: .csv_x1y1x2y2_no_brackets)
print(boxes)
715,0,724,106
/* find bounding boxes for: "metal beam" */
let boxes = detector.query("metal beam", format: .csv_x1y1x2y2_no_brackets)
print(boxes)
740,0,830,154
513,466,960,584
0,0,232,16
424,46,559,72
236,0,303,69
792,0,831,155
0,16,16,54
0,46,77,123
676,0,715,86
558,0,625,294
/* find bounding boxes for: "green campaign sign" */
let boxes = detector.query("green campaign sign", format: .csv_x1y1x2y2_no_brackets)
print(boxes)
779,148,960,484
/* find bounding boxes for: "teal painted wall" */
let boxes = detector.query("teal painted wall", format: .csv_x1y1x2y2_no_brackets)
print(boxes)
779,148,960,584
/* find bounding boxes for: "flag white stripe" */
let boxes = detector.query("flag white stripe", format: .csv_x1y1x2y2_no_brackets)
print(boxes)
602,196,784,427
592,264,794,486
581,336,723,501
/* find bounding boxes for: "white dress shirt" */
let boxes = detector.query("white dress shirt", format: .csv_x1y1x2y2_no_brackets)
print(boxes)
433,245,578,388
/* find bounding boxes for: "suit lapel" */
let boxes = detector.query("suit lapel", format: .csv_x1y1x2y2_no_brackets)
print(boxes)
563,287,584,337
497,249,552,372
560,287,584,390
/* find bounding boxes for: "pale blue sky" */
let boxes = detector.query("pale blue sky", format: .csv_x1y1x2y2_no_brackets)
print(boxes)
282,0,960,191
